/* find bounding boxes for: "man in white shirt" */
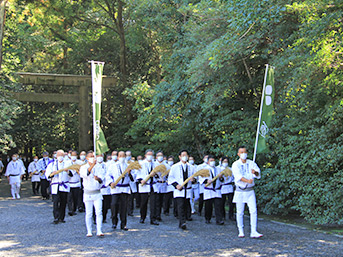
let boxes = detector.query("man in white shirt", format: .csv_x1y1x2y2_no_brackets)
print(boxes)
28,156,41,195
168,150,195,230
67,151,83,216
46,150,73,224
232,146,262,238
107,151,134,231
219,156,235,221
38,152,52,200
197,154,209,216
5,154,26,199
136,149,159,225
80,151,105,237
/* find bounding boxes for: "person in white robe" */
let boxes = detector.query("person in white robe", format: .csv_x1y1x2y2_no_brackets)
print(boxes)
5,154,26,199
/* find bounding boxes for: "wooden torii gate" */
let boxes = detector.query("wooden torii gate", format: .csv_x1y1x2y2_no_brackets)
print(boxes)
14,72,117,151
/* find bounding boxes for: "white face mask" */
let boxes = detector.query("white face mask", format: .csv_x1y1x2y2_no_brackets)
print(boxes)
189,160,194,165
126,156,131,161
203,158,208,163
112,155,118,161
119,157,125,163
57,156,64,162
168,161,174,166
80,155,86,160
88,157,95,164
97,156,103,163
64,156,69,160
157,156,164,162
146,155,153,161
71,156,77,161
53,154,57,159
222,162,229,168
240,153,247,160
181,156,188,162
34,159,38,162
68,153,71,158
209,161,216,167
12,157,17,161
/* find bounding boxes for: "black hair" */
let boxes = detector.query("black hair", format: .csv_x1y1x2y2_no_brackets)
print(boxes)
168,155,174,160
145,149,154,155
156,150,164,155
238,146,247,152
179,149,189,156
86,150,94,156
208,155,215,160
222,156,229,162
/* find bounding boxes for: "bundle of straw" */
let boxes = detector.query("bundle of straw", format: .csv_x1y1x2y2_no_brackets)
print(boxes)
142,164,167,183
111,161,142,188
53,164,83,176
180,169,210,188
205,168,232,187
161,169,170,177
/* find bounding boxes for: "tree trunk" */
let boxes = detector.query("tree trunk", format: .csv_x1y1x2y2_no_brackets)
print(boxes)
0,0,8,70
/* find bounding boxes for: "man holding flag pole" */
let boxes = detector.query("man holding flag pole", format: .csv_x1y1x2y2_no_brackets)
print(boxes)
79,60,109,237
232,64,275,238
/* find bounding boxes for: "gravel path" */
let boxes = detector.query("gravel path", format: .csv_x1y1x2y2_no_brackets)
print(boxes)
0,181,342,257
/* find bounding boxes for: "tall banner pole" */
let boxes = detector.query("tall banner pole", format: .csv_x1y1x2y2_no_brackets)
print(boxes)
90,60,109,155
253,64,269,162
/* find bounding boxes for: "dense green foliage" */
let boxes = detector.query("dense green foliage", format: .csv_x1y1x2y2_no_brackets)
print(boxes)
1,0,342,224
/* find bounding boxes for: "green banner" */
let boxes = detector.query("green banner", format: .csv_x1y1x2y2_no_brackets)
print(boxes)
256,65,275,155
91,61,109,155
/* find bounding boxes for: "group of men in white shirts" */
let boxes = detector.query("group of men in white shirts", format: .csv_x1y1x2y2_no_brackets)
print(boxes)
4,146,263,239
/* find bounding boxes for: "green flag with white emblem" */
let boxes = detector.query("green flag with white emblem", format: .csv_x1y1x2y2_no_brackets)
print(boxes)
91,61,109,155
253,65,275,161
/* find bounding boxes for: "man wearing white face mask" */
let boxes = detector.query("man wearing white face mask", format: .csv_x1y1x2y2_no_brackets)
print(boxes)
168,150,195,229
80,151,105,237
196,154,209,216
199,156,224,225
163,156,174,216
154,151,170,221
232,146,262,238
67,151,83,216
5,153,26,199
106,151,134,230
125,151,132,162
136,149,159,225
219,157,235,221
28,156,41,195
38,151,52,200
188,156,199,215
46,150,73,224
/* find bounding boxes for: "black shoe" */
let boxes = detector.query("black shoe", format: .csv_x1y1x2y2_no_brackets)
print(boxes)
205,220,211,224
180,223,187,230
68,212,73,216
53,219,59,224
121,227,129,231
216,221,224,225
78,208,84,213
112,224,117,229
150,221,159,225
157,217,162,221
186,218,193,221
58,220,65,223
140,219,145,224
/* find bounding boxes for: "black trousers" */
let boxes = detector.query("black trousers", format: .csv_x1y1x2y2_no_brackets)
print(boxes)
157,193,164,219
67,187,81,213
32,181,40,195
139,193,149,220
52,191,68,221
173,198,178,217
205,198,223,223
127,193,134,215
103,195,112,221
163,192,173,214
111,193,129,228
198,193,204,214
175,197,191,227
150,192,159,222
222,193,235,219
40,179,49,199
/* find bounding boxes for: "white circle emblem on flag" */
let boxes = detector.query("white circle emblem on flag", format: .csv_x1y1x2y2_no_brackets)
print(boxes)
265,96,272,106
265,85,273,95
